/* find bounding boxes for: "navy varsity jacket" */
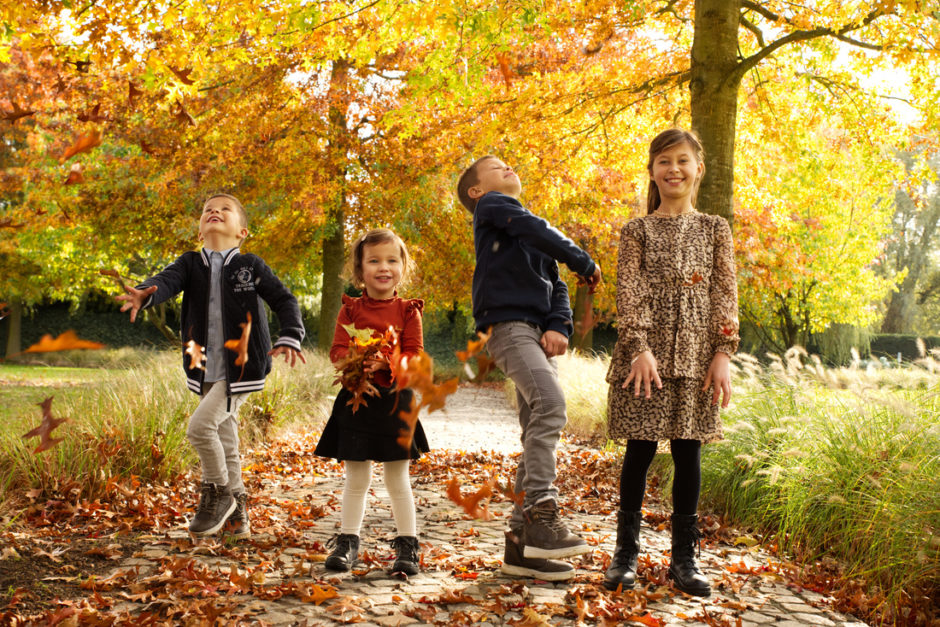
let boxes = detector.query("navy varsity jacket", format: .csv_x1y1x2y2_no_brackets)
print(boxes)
472,191,597,337
139,249,305,396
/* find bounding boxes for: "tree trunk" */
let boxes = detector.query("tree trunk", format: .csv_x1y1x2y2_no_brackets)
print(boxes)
317,59,352,352
570,283,594,352
4,299,22,358
689,0,742,226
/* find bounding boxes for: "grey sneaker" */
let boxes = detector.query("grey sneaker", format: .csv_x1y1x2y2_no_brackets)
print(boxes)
224,492,251,539
521,499,590,559
188,482,236,536
501,530,574,581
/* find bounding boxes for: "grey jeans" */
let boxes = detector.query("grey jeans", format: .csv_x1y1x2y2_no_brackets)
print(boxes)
187,381,248,493
486,321,568,528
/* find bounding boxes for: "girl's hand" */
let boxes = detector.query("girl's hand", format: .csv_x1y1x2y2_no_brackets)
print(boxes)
364,355,389,373
116,285,158,323
623,350,662,399
269,346,307,368
703,352,732,407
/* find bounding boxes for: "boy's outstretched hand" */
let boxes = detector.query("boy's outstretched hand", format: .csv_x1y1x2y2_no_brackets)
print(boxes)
269,346,307,367
116,285,158,323
703,351,732,407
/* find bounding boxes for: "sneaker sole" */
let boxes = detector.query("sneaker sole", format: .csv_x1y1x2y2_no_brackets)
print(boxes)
523,543,592,559
189,499,238,536
501,562,574,582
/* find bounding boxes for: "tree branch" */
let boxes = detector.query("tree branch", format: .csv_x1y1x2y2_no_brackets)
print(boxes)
739,16,766,48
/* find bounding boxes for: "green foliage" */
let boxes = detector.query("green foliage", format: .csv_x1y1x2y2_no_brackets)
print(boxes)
870,334,940,362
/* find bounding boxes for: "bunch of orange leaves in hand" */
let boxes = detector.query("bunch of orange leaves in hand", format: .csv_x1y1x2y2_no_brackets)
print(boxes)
332,324,400,412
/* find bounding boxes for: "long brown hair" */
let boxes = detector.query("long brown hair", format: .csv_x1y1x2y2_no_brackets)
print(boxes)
645,129,705,215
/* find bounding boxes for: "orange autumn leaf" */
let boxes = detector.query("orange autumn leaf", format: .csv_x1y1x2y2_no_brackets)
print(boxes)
22,397,68,454
683,271,704,286
59,129,102,162
24,330,104,353
626,613,663,627
495,52,514,86
64,163,84,185
445,476,495,520
98,268,129,292
0,302,9,320
456,327,495,382
299,584,338,605
77,103,109,123
185,340,207,371
224,312,252,378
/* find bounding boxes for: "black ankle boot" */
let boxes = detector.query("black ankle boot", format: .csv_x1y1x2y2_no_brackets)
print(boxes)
325,534,359,571
390,536,420,576
603,510,642,590
669,513,711,597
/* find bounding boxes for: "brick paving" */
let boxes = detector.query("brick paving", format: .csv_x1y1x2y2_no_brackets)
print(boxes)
108,386,869,626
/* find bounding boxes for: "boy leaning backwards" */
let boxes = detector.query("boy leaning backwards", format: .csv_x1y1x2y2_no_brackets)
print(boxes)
117,193,305,539
457,157,601,581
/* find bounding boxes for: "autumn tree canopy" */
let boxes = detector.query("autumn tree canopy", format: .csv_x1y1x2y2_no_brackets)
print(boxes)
2,0,938,354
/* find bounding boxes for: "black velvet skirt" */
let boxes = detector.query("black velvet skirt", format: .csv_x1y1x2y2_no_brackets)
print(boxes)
314,386,430,461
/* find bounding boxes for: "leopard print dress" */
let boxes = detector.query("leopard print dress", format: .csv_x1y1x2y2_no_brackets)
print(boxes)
606,211,739,443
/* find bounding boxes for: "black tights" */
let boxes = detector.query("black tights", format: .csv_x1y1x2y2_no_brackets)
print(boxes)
618,439,701,515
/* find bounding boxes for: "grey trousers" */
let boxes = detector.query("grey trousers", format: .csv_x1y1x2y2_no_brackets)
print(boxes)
187,381,248,493
486,321,568,528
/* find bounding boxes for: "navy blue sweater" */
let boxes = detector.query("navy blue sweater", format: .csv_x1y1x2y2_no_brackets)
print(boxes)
471,192,596,337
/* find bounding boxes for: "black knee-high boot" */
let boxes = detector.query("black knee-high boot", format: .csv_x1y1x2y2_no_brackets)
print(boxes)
669,513,710,596
603,510,642,590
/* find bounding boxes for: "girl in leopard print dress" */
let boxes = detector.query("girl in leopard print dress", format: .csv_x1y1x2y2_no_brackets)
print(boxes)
603,129,739,597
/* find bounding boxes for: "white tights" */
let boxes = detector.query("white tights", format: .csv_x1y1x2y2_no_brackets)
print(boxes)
340,460,416,537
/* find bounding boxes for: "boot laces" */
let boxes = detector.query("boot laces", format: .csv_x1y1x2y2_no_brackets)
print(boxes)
531,501,567,534
327,534,355,553
195,483,219,515
392,537,418,563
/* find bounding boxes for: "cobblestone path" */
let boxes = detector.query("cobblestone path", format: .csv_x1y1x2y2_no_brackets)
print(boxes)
109,385,868,626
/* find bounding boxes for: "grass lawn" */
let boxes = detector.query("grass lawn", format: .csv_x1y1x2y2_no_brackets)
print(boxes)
1,363,119,423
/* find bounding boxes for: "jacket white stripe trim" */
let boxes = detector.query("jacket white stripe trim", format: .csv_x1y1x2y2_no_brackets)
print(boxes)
230,379,266,391
274,337,302,351
186,378,202,393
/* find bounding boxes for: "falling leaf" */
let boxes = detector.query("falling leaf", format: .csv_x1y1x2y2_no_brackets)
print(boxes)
185,340,207,370
0,218,25,229
174,102,195,126
224,312,252,380
22,397,68,454
683,271,704,286
23,330,104,353
495,52,514,86
77,103,109,123
2,100,35,123
168,65,195,85
445,476,495,520
60,129,102,162
66,58,91,72
64,162,84,185
456,328,496,382
128,81,143,104
0,302,9,320
98,268,130,293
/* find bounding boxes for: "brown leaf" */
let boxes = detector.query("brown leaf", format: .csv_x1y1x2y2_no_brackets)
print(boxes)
0,218,24,229
299,584,338,605
77,103,109,123
22,397,68,454
0,302,9,320
98,268,129,293
67,59,91,73
23,330,104,353
128,81,144,104
168,65,195,85
59,129,102,162
2,100,35,124
174,102,195,126
64,162,84,185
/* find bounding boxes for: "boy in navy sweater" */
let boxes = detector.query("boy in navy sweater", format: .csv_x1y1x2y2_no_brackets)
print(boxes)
457,157,601,580
118,193,305,539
